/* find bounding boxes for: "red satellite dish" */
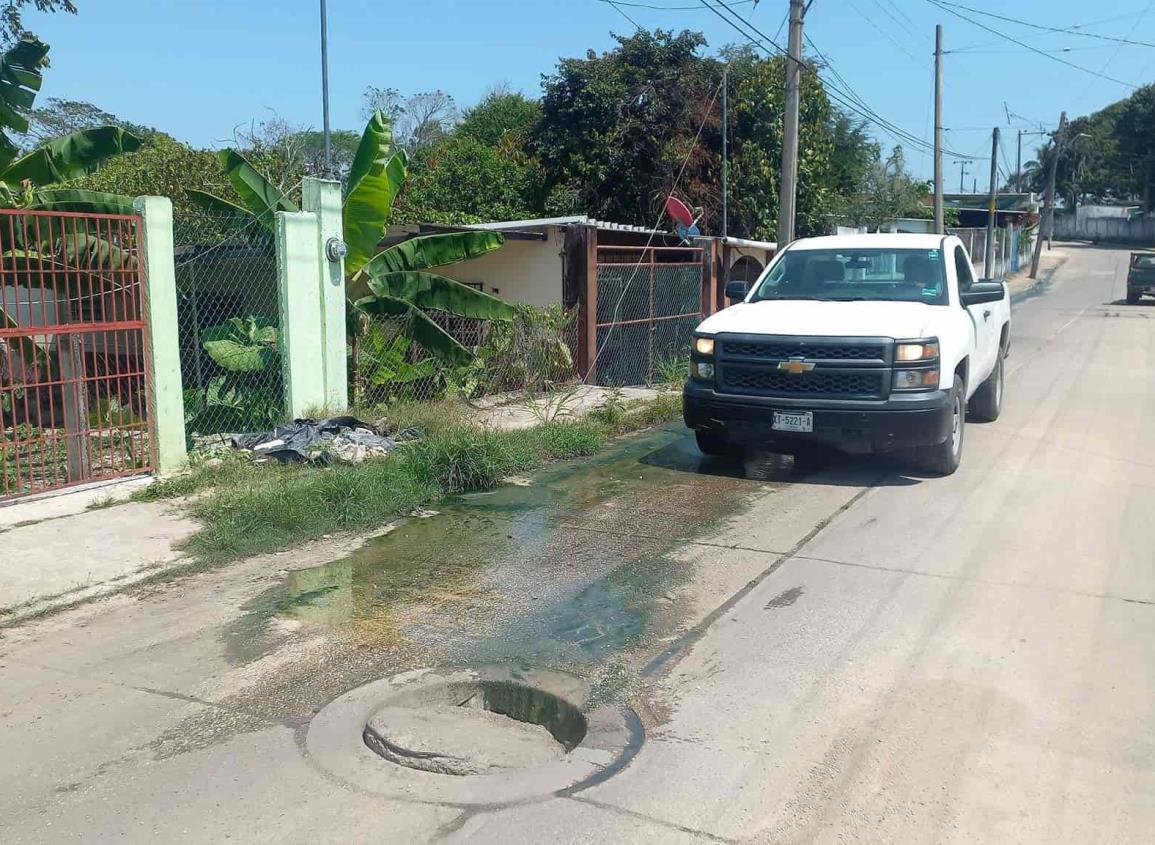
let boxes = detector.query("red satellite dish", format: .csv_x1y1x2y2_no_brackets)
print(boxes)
665,195,695,228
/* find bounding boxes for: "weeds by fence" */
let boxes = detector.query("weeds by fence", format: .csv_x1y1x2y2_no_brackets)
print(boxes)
352,303,582,406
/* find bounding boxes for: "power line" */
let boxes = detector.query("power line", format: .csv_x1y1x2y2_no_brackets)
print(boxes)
933,0,1155,50
602,0,643,28
867,0,920,41
699,0,972,159
847,0,926,66
1073,0,1155,106
597,0,755,8
925,0,1138,89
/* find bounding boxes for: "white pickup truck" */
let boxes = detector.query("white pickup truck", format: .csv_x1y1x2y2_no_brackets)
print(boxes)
683,234,1011,475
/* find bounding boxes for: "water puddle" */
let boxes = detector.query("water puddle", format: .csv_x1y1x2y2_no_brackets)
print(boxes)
223,425,787,693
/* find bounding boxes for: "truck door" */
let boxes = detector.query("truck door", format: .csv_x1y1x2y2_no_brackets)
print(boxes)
954,244,994,389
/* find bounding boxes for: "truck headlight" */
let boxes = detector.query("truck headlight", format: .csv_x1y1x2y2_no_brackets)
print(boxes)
893,369,941,390
896,341,940,362
692,361,715,379
694,337,715,356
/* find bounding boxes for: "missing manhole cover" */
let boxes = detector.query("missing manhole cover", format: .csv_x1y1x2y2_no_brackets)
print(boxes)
363,680,587,776
306,667,641,806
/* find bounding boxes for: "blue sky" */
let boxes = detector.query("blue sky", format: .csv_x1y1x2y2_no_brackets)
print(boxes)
22,1,1155,183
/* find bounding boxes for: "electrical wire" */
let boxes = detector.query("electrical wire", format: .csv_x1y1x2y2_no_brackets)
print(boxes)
846,0,926,66
924,0,1137,89
699,0,973,159
596,0,755,8
931,0,1155,50
581,78,725,384
602,0,643,29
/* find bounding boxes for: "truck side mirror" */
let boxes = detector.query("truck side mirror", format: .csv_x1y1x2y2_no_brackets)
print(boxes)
725,280,749,303
960,280,1005,306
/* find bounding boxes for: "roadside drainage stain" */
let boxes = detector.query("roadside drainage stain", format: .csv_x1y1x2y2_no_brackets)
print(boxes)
185,424,777,752
764,586,804,610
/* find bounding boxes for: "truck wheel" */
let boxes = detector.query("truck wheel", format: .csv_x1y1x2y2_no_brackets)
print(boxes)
1127,288,1141,305
917,374,965,476
695,429,740,458
968,351,1004,423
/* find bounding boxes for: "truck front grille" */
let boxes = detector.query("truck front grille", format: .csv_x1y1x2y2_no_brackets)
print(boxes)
719,365,887,399
713,334,892,401
720,339,887,362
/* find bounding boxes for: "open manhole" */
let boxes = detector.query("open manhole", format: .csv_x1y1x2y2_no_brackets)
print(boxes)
306,667,641,805
363,680,587,776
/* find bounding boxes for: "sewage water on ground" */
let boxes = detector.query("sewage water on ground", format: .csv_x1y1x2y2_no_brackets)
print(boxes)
159,426,806,756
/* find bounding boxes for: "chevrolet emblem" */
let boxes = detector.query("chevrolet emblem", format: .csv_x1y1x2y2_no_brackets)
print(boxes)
777,357,816,374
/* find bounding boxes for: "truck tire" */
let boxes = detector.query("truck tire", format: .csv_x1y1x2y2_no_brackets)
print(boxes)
695,429,740,458
917,374,965,476
968,351,1004,423
1127,288,1141,305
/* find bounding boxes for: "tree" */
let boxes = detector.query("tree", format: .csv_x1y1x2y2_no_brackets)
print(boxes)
0,38,140,211
534,29,722,230
1,1,76,49
393,134,542,225
458,88,541,147
837,146,932,231
362,87,459,150
70,133,236,214
190,111,513,365
18,97,154,147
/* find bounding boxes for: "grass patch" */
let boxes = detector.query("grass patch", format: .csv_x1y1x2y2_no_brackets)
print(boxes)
134,392,679,569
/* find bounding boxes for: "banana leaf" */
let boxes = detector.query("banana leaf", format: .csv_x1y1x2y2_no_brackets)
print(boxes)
27,188,136,215
354,294,471,365
186,188,254,219
217,149,297,232
0,127,142,186
343,109,407,275
363,231,505,277
366,271,514,320
200,316,277,371
201,316,279,372
0,37,48,166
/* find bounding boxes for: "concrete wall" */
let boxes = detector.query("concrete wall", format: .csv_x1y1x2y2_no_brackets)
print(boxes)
1053,213,1155,244
432,227,565,307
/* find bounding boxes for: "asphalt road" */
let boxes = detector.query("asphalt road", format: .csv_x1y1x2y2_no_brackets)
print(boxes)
1,243,1152,843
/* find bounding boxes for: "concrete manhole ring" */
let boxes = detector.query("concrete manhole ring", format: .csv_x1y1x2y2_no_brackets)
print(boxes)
305,666,642,806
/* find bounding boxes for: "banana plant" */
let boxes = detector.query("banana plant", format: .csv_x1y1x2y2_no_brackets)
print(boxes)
189,109,512,366
0,37,142,399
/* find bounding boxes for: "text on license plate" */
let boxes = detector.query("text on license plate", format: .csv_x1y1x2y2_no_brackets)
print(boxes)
772,411,813,433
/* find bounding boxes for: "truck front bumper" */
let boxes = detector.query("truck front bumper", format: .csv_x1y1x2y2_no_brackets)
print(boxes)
683,381,953,454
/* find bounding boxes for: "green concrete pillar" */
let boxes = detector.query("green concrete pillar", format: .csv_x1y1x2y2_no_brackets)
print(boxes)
302,178,348,410
134,196,187,475
276,211,327,417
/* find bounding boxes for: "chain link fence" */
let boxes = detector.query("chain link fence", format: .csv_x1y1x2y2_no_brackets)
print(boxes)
949,227,1034,278
591,246,704,387
173,210,284,439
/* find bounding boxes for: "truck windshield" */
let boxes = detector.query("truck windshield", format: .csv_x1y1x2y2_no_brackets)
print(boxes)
750,247,949,305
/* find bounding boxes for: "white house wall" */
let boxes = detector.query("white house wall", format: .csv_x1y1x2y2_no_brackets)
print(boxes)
433,227,566,307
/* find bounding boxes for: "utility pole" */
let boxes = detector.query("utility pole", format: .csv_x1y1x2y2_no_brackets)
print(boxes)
1016,129,1022,193
953,159,970,193
722,65,729,238
777,0,805,246
933,24,944,234
1030,112,1066,279
984,127,1000,278
319,0,332,176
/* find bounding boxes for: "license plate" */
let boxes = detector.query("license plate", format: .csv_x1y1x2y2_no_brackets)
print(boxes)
772,411,813,433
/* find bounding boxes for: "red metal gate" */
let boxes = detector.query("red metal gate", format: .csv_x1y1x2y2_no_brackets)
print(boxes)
589,244,711,386
0,209,153,501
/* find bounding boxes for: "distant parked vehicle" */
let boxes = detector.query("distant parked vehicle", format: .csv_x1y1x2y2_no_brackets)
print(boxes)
1126,252,1155,304
683,234,1011,475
